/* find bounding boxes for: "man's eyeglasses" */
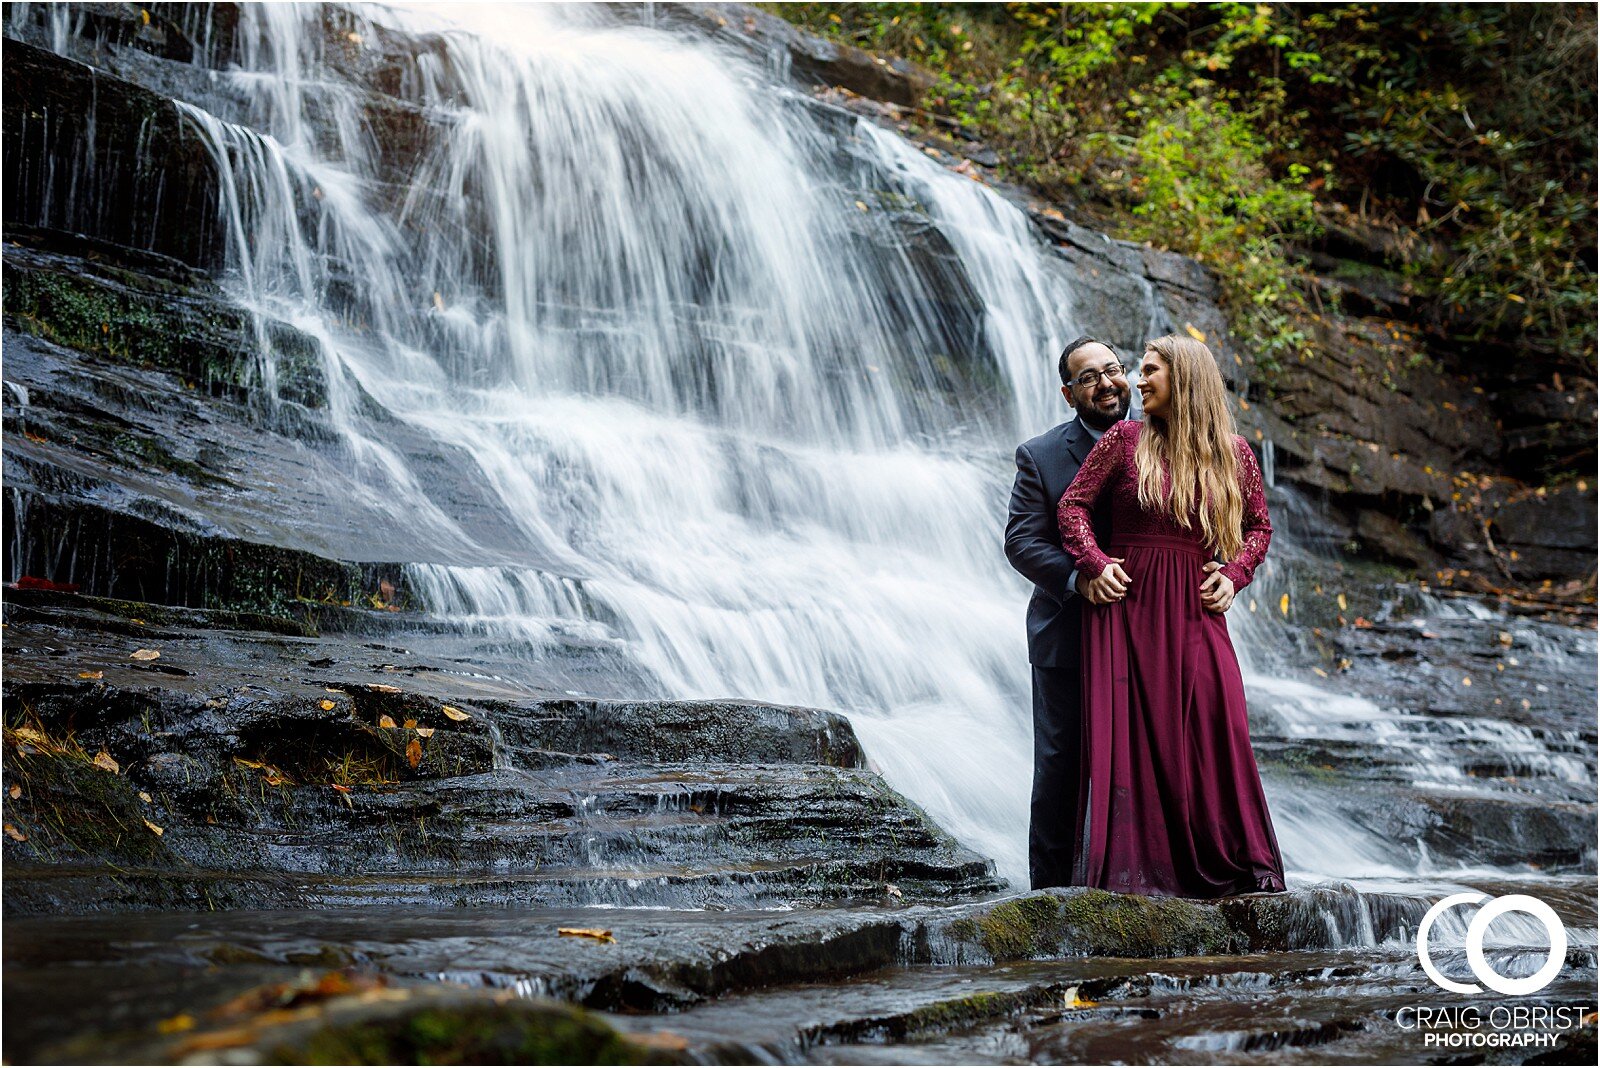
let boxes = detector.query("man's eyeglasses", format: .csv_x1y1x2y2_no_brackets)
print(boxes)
1071,364,1128,390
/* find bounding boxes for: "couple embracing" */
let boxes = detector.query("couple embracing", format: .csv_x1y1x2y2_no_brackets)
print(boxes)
1005,334,1286,898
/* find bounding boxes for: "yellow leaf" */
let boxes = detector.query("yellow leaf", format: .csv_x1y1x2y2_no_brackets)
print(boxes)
1278,593,1290,616
144,819,164,836
432,291,445,312
93,750,120,775
855,200,869,212
1336,593,1347,611
13,727,47,745
415,727,435,738
1312,667,1328,678
141,9,151,26
558,927,616,943
78,670,104,680
1505,293,1525,303
402,718,418,730
129,649,161,661
378,715,397,729
1184,323,1207,343
138,791,152,803
157,1013,195,1034
406,738,422,769
370,684,402,694
442,705,471,722
320,699,336,711
4,823,27,842
1461,676,1472,687
233,757,267,770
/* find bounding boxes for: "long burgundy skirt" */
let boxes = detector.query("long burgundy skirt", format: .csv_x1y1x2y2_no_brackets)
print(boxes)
1072,534,1286,897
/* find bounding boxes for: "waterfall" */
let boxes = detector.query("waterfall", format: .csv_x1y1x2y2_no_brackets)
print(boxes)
103,1,1585,889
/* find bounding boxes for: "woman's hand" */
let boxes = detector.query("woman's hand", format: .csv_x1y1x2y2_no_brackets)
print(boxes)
1200,562,1235,613
1080,559,1130,605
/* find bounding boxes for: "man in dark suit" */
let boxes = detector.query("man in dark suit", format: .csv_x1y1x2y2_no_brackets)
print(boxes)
1005,336,1132,890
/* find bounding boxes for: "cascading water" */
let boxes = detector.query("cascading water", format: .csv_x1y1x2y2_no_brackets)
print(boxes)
110,0,1589,898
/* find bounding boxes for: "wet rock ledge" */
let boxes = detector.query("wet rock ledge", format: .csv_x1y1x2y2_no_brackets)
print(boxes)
1,586,1000,914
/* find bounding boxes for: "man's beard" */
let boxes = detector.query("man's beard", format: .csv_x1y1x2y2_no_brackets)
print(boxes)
1077,389,1130,431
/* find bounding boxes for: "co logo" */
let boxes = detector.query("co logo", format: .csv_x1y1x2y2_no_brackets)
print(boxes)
1417,893,1567,995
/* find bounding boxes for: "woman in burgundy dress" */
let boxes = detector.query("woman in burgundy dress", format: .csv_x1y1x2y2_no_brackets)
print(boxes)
1057,334,1286,898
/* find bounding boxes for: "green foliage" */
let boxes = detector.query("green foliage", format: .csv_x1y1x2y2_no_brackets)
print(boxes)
766,2,1596,369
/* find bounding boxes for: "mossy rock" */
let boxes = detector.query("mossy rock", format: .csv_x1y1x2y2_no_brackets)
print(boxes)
945,890,1246,962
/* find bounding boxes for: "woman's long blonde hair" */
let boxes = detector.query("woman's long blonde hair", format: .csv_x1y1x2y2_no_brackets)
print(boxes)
1135,335,1243,560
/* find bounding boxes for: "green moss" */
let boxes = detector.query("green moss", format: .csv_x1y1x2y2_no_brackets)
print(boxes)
949,890,1244,962
2,746,168,865
283,1003,667,1066
3,259,326,407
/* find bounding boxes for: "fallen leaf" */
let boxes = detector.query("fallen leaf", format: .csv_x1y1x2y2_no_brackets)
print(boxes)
144,819,164,836
78,670,104,680
442,705,471,721
331,783,351,793
8,784,20,800
129,649,161,661
558,927,616,943
402,718,418,730
234,757,268,771
263,774,289,787
1336,593,1347,611
1353,616,1374,629
377,715,397,729
369,684,403,694
415,727,435,738
629,1031,690,1052
138,791,152,803
1496,631,1514,647
1185,323,1207,343
157,1013,196,1034
1312,667,1328,678
13,727,46,745
4,823,27,842
432,291,445,312
320,699,336,711
406,738,423,769
1461,676,1472,687
1278,593,1290,617
93,750,120,775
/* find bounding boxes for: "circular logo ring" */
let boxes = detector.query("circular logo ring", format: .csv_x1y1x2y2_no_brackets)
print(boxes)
1417,892,1567,996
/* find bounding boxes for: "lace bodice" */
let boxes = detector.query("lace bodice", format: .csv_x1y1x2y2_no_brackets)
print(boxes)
1057,421,1271,589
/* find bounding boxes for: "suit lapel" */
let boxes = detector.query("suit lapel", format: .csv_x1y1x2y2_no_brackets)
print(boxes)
1063,418,1094,467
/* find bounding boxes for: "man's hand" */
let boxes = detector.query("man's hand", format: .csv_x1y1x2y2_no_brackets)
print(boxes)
1078,558,1129,605
1200,562,1235,613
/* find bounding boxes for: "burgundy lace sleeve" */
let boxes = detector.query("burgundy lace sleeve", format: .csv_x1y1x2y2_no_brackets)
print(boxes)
1221,437,1272,590
1057,421,1133,579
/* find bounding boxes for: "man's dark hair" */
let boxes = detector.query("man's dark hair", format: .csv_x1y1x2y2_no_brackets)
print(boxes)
1058,336,1117,387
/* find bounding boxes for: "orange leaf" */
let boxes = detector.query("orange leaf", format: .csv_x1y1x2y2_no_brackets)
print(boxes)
377,715,397,729
406,738,422,769
8,784,20,800
78,670,104,680
319,699,336,711
4,823,27,842
557,927,616,943
402,718,418,730
331,783,351,793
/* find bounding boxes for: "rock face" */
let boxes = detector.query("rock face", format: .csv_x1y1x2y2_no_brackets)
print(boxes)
2,588,999,914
